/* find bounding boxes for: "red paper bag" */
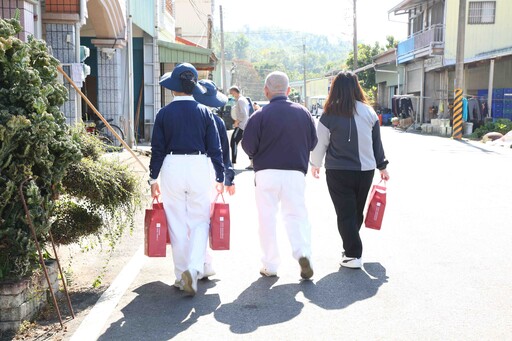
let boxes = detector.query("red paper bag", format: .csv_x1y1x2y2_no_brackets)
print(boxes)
364,181,387,230
144,199,168,257
210,193,230,250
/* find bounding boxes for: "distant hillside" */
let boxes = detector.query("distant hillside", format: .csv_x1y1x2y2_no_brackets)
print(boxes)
215,28,351,80
213,28,351,99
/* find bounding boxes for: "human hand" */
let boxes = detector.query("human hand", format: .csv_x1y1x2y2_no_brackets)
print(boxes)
311,166,321,179
379,169,390,181
225,185,236,195
215,182,224,194
151,183,161,199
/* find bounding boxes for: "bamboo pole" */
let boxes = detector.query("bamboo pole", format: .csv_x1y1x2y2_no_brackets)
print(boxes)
57,65,148,172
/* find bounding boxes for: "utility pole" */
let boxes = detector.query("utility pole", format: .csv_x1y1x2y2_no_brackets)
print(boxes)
452,0,466,139
219,5,227,94
126,1,134,147
353,0,358,70
303,43,307,107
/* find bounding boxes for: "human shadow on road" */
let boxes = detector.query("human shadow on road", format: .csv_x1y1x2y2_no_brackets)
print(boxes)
98,280,220,341
214,276,304,334
301,262,388,310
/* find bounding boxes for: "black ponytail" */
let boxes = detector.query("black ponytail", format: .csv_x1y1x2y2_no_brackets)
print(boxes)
180,71,197,94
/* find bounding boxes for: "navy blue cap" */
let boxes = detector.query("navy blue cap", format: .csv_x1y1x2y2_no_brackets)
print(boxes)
193,80,228,108
159,63,198,92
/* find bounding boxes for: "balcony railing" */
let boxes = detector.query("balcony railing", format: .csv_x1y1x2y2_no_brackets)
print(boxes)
397,24,444,63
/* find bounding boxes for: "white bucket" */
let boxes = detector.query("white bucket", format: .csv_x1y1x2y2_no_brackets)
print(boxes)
464,122,474,136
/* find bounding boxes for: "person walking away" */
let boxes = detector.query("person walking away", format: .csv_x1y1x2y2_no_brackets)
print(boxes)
193,79,236,279
310,71,390,269
242,71,318,279
149,63,224,296
228,86,249,165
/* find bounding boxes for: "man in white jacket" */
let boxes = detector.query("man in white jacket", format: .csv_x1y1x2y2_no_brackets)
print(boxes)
229,86,249,164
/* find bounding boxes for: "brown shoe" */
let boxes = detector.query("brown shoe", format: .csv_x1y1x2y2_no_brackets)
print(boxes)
299,257,313,280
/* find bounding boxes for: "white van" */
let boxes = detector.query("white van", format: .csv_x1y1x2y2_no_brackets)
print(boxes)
310,95,327,117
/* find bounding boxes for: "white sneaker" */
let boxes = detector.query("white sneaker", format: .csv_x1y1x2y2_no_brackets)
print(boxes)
340,252,362,269
173,279,184,290
299,257,314,280
259,268,277,277
200,263,216,279
181,270,198,296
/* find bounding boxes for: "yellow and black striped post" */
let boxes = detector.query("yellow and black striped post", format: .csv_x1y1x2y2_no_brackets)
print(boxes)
452,88,463,139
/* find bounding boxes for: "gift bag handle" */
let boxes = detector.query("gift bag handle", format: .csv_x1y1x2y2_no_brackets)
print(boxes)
213,193,226,204
210,193,226,218
374,180,387,193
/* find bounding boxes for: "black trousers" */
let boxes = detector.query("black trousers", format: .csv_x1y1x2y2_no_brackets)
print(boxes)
326,169,375,258
230,127,244,164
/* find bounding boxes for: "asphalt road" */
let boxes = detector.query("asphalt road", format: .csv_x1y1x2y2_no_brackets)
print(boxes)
67,126,512,341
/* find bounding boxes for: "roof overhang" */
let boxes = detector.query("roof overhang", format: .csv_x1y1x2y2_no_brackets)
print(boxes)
354,63,376,74
158,40,215,70
389,0,428,16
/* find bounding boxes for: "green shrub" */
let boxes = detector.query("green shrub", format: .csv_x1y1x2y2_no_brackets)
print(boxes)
0,16,82,281
472,118,512,138
51,200,103,245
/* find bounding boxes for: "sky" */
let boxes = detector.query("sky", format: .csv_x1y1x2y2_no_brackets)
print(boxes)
214,0,408,45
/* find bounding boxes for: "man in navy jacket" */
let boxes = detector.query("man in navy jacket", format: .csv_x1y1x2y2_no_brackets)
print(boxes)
242,71,318,280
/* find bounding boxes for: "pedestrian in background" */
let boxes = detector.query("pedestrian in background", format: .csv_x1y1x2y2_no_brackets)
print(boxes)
242,71,318,280
149,63,224,296
193,79,236,279
228,86,249,165
310,71,390,269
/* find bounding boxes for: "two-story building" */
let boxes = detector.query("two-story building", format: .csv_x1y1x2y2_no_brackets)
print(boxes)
2,0,218,144
390,0,512,124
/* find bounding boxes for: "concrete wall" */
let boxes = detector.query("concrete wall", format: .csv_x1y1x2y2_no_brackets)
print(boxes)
464,57,512,94
174,0,211,47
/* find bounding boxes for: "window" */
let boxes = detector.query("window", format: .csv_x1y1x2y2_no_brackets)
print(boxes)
468,1,496,24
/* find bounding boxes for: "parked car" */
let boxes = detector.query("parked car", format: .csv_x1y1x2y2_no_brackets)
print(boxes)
310,95,327,117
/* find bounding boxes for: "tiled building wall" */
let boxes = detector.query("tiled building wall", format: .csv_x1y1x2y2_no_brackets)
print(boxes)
45,23,76,63
0,0,35,41
97,50,122,125
60,64,77,124
45,23,78,124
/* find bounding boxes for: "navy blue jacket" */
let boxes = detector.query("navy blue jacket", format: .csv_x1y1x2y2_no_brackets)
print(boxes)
241,96,318,174
213,114,235,186
149,97,224,182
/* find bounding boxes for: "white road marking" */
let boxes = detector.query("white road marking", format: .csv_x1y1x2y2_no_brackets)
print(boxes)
70,246,146,341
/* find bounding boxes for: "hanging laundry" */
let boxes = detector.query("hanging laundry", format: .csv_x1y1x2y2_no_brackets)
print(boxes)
462,97,468,121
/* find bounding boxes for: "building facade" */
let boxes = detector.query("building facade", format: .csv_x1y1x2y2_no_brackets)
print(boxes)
2,0,219,144
390,0,512,123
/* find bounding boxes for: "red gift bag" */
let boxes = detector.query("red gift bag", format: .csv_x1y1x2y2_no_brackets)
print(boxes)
144,198,168,257
210,193,230,250
364,181,387,230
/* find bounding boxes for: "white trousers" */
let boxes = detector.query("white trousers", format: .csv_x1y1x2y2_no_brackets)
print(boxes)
255,169,312,272
160,155,211,279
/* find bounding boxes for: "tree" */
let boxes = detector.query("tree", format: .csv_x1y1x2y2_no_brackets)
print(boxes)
345,42,385,102
386,35,399,49
233,34,249,59
231,59,265,101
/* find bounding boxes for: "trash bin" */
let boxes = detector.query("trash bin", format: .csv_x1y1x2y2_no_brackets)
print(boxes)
463,122,473,136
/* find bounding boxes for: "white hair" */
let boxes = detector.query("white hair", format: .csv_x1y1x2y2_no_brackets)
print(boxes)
265,71,289,96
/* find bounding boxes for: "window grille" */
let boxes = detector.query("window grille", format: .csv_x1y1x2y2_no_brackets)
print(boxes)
468,1,496,24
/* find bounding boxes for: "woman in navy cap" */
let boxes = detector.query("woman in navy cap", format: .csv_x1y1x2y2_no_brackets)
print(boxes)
193,79,236,279
149,63,224,296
